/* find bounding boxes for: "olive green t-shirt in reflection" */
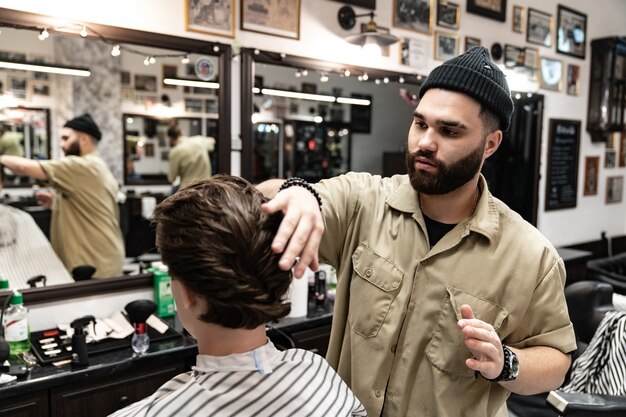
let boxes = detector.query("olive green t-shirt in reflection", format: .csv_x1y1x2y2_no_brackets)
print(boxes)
168,136,215,188
40,152,124,278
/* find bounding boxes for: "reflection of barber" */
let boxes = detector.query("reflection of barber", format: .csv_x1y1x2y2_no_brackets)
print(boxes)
0,113,124,278
167,124,215,191
0,127,24,157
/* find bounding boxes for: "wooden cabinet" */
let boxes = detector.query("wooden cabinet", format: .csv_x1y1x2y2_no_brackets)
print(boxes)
587,37,626,142
0,391,48,417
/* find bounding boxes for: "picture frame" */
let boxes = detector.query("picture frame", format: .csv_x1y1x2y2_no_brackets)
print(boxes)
619,132,626,168
28,54,51,81
393,0,433,35
186,0,235,38
527,8,552,47
134,74,157,92
185,98,203,113
566,64,580,96
31,82,50,96
545,119,580,211
466,0,506,22
400,37,428,68
512,5,524,33
205,98,218,114
436,1,460,30
241,0,301,39
503,44,526,68
556,5,587,59
583,156,599,196
605,148,617,168
539,57,563,91
434,31,459,61
162,65,177,89
606,176,623,204
465,36,481,52
524,47,539,80
8,75,27,99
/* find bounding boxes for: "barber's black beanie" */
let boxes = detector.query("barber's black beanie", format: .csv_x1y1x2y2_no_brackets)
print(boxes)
63,113,102,140
419,46,514,131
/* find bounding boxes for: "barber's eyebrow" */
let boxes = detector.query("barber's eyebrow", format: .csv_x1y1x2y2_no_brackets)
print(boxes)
413,111,468,130
61,135,70,140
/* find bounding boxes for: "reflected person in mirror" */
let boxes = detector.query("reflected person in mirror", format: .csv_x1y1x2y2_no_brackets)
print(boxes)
166,123,215,194
0,113,124,279
110,175,366,417
257,47,576,416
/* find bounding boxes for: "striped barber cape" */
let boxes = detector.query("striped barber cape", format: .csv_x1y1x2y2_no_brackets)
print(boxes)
563,311,626,395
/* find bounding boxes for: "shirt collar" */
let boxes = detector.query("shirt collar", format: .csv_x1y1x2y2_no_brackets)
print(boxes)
193,339,279,375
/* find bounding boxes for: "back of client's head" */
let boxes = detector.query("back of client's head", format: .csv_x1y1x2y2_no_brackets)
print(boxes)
152,174,291,329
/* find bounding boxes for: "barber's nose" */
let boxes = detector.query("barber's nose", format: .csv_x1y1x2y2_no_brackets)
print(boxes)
417,128,437,151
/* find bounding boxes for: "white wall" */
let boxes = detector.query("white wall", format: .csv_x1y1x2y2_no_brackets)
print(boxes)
1,0,626,247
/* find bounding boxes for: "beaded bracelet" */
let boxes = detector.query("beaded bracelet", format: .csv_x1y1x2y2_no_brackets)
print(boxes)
278,177,322,211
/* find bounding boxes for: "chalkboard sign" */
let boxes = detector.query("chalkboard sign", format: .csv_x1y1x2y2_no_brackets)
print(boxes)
545,119,581,210
350,93,372,133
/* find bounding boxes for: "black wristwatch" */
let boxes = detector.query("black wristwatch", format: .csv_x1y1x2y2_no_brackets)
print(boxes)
487,345,519,382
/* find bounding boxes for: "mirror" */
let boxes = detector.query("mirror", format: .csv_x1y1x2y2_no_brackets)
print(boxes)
0,107,51,187
0,8,231,294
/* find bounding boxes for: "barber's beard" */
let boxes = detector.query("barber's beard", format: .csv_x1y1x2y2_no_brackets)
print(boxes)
63,140,80,156
406,139,485,195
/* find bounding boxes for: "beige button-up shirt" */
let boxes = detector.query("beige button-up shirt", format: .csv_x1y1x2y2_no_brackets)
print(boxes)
317,172,576,417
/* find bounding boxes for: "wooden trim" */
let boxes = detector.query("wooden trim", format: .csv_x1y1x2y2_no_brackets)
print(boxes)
240,49,255,181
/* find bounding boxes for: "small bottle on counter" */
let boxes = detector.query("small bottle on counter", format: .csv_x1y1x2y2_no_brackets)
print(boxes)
3,291,31,357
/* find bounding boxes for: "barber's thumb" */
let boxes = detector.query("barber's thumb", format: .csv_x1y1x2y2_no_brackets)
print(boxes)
460,304,475,320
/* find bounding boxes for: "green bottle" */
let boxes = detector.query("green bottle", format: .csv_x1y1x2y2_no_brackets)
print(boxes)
3,291,31,356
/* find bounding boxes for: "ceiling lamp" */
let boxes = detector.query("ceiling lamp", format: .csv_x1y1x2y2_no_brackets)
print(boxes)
337,6,398,56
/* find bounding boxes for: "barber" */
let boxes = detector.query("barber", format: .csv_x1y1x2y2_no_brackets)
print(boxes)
0,113,124,278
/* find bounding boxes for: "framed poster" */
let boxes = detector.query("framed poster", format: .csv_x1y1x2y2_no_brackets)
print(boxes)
566,64,580,96
465,36,481,51
400,37,428,68
619,132,626,167
394,0,433,34
606,176,623,204
241,0,301,39
437,1,460,30
186,0,235,38
434,31,459,61
583,156,599,196
540,57,563,92
556,5,587,59
466,0,506,22
512,5,524,33
545,119,580,211
135,74,157,92
504,44,525,68
527,8,552,47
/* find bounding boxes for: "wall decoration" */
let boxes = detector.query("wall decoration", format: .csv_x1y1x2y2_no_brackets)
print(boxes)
28,54,51,81
605,148,616,168
465,36,481,51
120,71,131,86
606,176,623,204
583,156,599,196
8,75,27,99
205,98,218,114
162,65,177,89
185,98,203,113
400,37,428,68
524,47,539,80
504,44,525,68
144,142,155,157
31,83,50,96
466,0,506,22
619,132,626,168
161,150,169,161
556,5,586,59
134,74,157,92
186,0,235,38
512,5,524,33
394,0,433,34
434,31,459,61
241,0,301,39
539,57,563,91
437,1,460,30
526,8,552,47
545,119,580,211
566,64,580,96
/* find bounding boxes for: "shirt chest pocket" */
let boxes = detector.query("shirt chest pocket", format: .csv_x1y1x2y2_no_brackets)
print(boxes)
427,286,509,378
349,244,404,338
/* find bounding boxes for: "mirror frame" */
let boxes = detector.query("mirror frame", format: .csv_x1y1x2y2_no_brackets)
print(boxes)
239,47,423,181
0,7,232,302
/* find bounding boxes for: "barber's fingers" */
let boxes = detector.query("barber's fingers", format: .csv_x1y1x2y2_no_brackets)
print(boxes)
291,221,324,278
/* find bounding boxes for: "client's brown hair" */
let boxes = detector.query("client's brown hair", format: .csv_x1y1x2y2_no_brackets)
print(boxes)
152,174,291,329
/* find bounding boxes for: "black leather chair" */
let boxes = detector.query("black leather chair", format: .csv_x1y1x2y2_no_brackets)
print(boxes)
587,254,626,295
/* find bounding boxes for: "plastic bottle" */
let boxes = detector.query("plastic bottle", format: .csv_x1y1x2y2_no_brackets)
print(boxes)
3,291,31,357
153,266,175,318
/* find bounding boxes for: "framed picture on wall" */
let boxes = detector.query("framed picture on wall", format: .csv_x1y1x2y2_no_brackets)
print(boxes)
566,64,580,96
504,44,525,68
527,8,553,47
466,0,506,22
241,0,301,39
186,0,235,38
8,75,27,99
436,0,460,30
583,156,599,196
524,47,539,80
606,176,623,204
540,57,563,91
512,5,524,33
400,37,428,68
434,31,459,61
619,132,626,167
556,5,587,59
393,0,433,34
465,36,481,51
605,148,616,168
135,74,157,92
162,65,177,89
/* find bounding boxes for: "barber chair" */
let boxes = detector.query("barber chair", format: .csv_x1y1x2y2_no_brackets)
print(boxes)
587,253,626,294
508,280,626,416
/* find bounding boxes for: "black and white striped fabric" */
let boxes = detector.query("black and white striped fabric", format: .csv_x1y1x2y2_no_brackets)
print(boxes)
563,311,626,395
109,340,367,417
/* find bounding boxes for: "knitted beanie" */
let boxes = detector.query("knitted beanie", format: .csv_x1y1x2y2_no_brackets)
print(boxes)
64,113,102,140
419,46,514,131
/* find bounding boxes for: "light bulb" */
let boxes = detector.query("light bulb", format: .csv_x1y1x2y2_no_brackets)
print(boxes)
80,26,88,38
181,55,190,64
111,45,121,57
344,69,351,77
362,73,369,81
38,28,49,41
362,38,381,58
213,45,220,53
320,74,329,83
383,77,390,84
399,76,405,84
144,57,150,66
149,56,156,64
301,69,308,76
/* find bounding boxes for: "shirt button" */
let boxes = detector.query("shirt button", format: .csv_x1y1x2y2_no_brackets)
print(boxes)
375,390,382,398
365,269,373,277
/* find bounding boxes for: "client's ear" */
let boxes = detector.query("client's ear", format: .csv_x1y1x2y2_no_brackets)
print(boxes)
173,278,197,310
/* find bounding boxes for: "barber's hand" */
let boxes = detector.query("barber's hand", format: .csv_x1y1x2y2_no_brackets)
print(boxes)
457,304,504,380
35,190,54,209
261,186,324,278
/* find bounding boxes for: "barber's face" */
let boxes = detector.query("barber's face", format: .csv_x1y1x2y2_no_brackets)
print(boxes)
406,89,499,195
60,128,81,156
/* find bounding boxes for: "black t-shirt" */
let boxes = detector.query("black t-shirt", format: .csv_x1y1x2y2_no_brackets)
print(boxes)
423,213,456,248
